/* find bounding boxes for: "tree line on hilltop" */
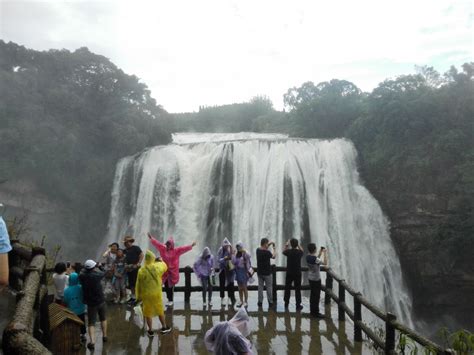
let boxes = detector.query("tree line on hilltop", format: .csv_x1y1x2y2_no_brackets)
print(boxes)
1,40,472,272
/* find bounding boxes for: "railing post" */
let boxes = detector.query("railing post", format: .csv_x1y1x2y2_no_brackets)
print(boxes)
354,293,362,342
385,312,396,354
272,264,277,303
338,281,345,321
325,270,333,305
184,266,192,303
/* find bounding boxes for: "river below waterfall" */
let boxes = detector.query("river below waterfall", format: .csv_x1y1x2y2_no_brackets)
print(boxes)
104,132,413,327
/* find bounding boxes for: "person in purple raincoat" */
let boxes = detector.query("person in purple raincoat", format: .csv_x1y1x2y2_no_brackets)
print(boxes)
233,241,252,308
217,238,236,307
193,247,215,307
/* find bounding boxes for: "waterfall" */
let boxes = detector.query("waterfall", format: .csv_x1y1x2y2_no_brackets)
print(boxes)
105,132,413,326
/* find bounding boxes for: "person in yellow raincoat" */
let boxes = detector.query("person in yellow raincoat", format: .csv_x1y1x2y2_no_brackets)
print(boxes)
135,250,172,337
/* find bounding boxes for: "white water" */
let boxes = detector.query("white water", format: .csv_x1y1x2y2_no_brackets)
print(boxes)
105,133,413,326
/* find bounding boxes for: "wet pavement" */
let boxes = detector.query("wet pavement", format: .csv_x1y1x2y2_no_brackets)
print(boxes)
78,291,372,354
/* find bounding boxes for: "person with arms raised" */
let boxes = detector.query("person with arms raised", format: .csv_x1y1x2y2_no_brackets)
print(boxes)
148,232,196,307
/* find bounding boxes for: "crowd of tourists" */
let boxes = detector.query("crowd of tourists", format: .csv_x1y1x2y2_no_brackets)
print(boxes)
38,232,329,354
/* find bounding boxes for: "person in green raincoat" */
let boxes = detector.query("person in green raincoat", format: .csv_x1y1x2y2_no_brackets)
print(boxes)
135,250,172,337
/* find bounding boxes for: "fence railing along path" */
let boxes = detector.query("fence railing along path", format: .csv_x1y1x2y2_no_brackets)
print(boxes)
177,264,454,354
3,244,454,354
2,240,51,355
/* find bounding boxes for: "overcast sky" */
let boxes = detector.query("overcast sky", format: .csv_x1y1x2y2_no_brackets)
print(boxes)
1,0,472,112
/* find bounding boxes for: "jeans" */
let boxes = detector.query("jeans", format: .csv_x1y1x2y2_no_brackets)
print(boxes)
257,274,273,304
284,273,302,306
201,276,213,302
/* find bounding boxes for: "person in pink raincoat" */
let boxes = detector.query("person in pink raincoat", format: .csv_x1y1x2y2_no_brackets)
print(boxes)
148,232,196,306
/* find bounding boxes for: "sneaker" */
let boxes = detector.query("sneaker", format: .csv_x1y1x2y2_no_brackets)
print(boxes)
296,305,303,311
236,301,242,307
257,302,263,307
166,301,174,307
208,300,212,307
102,336,108,343
87,343,95,350
160,327,172,334
314,312,325,319
202,300,207,308
147,330,154,338
221,297,226,307
127,298,137,306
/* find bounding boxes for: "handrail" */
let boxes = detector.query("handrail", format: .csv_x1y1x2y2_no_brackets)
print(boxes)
2,244,52,355
324,267,454,354
40,260,453,354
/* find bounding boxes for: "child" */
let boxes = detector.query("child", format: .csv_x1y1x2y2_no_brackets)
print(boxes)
112,248,127,303
63,272,87,342
52,262,69,304
233,241,252,308
193,247,215,307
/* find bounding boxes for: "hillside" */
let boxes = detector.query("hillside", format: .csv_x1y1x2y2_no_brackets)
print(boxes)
0,41,172,255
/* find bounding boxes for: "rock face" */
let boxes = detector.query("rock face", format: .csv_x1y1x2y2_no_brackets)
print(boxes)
364,185,474,332
0,179,78,258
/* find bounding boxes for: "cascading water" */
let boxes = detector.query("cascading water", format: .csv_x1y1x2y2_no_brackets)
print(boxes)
105,132,413,326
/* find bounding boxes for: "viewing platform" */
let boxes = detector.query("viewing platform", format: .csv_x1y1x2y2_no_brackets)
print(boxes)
2,242,455,354
75,292,370,354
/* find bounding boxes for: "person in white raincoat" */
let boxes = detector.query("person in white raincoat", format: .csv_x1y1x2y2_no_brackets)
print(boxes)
204,307,253,354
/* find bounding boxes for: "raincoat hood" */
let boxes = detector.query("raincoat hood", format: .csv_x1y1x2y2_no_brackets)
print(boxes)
68,272,79,286
204,306,253,354
144,250,156,265
221,238,231,247
166,237,175,249
236,241,244,250
201,247,211,259
229,306,251,337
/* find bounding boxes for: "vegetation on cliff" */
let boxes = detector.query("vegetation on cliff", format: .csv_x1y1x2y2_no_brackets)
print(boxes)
173,63,473,327
0,40,173,247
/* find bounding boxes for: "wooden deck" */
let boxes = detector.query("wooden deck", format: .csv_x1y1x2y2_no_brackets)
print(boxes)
76,291,372,354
